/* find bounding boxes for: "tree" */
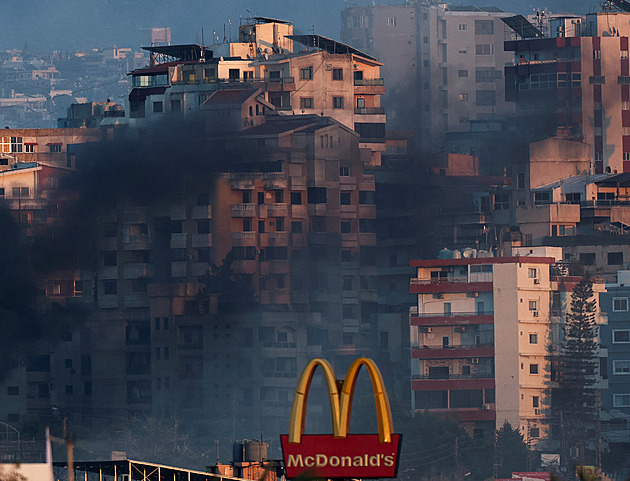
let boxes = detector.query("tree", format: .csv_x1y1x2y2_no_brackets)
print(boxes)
495,421,529,478
0,465,26,481
556,276,599,463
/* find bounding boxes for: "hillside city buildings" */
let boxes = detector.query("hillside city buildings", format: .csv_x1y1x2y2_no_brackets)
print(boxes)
0,5,630,474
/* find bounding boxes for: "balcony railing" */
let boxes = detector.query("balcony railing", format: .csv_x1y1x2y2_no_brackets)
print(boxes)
412,342,494,350
415,311,494,317
411,276,470,285
354,78,385,86
412,373,494,380
354,107,385,115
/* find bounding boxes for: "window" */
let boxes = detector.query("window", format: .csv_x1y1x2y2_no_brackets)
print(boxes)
580,252,596,266
291,221,302,233
458,93,469,101
613,360,630,374
356,97,365,109
333,96,344,109
308,187,327,204
11,137,22,153
153,101,163,113
275,217,284,232
300,66,313,80
258,220,265,233
613,297,629,312
529,300,538,311
566,192,581,204
475,20,494,35
529,333,538,344
589,76,605,84
387,16,396,26
12,187,29,197
593,49,601,59
340,192,351,205
359,219,376,232
475,44,493,55
608,252,624,265
290,192,302,205
300,97,313,109
613,330,630,343
197,220,210,234
530,364,539,374
528,268,537,278
622,50,629,59
494,193,509,210
25,144,35,153
243,218,252,231
339,166,350,177
476,67,501,82
7,386,19,396
458,24,468,31
103,280,117,295
533,396,539,407
530,428,540,438
333,68,343,80
476,90,496,106
613,394,630,407
103,252,117,267
341,221,352,233
458,70,468,77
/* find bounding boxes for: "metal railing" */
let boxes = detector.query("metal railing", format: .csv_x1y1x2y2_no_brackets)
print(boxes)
412,373,494,380
414,311,493,317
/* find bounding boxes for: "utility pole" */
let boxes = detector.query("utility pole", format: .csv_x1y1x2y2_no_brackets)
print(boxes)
50,421,75,481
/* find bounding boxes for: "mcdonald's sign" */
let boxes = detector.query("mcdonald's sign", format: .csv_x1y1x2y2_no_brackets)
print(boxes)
280,357,402,479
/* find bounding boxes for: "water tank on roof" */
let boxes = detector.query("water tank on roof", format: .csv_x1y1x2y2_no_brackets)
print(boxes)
438,248,453,259
233,439,268,463
618,270,630,286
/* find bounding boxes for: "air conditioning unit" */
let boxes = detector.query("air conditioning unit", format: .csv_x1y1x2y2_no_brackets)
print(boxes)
532,311,539,317
471,358,479,364
481,404,489,410
534,408,541,415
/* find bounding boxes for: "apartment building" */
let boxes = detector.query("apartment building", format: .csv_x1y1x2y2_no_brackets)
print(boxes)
505,11,630,174
600,270,630,415
126,17,386,166
409,247,606,445
341,2,515,152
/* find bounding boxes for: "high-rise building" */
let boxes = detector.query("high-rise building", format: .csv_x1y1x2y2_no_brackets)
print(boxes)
409,247,607,445
505,11,630,174
341,2,515,152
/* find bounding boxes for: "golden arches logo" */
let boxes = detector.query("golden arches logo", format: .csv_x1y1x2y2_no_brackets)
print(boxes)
288,357,394,444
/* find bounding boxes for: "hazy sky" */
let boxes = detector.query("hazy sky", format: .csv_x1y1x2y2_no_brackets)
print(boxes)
3,0,596,53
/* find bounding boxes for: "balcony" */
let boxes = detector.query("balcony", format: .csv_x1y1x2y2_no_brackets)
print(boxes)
253,76,296,92
354,78,385,95
232,231,256,246
226,173,258,190
267,203,288,217
123,235,151,251
231,203,256,217
411,344,494,359
290,205,307,218
410,277,493,294
98,295,118,309
411,375,495,391
170,233,187,249
124,293,149,308
191,205,212,219
123,207,148,223
124,263,152,279
263,172,288,189
413,407,496,423
354,107,386,115
411,312,494,326
191,233,212,248
268,232,289,245
170,205,186,220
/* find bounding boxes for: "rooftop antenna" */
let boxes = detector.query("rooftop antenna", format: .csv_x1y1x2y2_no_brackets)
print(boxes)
223,24,227,43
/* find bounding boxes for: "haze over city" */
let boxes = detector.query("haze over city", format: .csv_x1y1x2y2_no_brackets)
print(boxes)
0,1,629,481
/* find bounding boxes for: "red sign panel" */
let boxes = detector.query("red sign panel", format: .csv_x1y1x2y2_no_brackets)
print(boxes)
281,434,401,479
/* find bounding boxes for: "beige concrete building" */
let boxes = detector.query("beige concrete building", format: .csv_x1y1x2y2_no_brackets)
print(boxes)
409,246,606,445
506,11,630,174
341,2,515,152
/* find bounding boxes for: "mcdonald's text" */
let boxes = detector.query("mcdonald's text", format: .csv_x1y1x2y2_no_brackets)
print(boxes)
280,434,401,479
